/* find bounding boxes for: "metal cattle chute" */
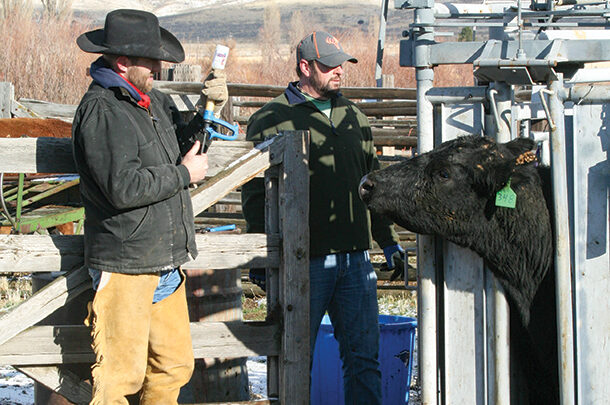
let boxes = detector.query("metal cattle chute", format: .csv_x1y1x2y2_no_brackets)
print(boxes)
394,0,610,404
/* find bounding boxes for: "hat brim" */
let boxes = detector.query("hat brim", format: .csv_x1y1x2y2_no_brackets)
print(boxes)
76,27,184,63
316,52,358,68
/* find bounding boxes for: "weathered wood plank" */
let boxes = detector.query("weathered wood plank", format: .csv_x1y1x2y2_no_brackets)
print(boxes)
18,98,77,121
13,84,416,123
0,268,90,346
0,321,280,365
0,233,279,273
0,137,77,174
154,81,416,100
264,165,281,398
190,136,282,216
278,131,310,405
194,401,276,405
373,132,418,147
0,137,253,175
16,365,91,404
11,100,44,119
0,82,14,118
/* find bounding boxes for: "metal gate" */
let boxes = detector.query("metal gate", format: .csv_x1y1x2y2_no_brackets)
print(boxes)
394,0,610,403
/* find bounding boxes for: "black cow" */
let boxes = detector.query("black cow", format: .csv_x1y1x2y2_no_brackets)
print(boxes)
359,135,558,405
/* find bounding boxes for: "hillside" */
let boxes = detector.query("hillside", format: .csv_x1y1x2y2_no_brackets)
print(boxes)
71,0,412,44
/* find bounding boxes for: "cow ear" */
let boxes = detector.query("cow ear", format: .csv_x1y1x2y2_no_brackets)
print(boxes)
475,138,537,195
504,137,536,159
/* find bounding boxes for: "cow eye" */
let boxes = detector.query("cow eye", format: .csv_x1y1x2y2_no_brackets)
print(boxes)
437,168,450,180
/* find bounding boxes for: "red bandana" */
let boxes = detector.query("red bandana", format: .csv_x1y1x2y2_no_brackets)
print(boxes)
119,74,151,109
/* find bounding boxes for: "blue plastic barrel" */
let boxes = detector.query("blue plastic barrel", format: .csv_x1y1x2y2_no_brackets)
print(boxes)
311,314,417,405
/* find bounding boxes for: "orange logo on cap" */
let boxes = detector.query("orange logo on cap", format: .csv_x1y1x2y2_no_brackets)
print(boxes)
326,36,341,50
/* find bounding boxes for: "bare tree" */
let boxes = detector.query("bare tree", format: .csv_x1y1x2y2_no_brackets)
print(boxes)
1,0,33,19
40,0,72,19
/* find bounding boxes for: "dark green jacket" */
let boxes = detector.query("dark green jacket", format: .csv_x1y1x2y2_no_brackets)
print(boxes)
72,82,204,273
242,82,398,257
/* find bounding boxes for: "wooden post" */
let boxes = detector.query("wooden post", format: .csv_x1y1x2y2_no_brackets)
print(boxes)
278,130,310,405
382,74,395,89
171,64,203,82
0,82,14,118
265,164,281,399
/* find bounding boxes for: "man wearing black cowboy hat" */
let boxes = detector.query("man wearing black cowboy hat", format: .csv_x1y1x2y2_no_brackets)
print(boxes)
72,9,228,404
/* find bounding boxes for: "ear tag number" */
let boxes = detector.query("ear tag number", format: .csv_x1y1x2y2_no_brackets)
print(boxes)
495,179,517,209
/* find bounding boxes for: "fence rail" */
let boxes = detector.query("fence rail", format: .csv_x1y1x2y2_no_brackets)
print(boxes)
0,79,417,403
0,123,311,404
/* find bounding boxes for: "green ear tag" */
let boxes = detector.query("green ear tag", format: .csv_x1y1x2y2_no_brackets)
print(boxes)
495,179,517,209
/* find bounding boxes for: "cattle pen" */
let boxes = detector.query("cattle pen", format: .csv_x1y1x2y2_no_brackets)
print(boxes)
393,0,610,404
0,78,418,404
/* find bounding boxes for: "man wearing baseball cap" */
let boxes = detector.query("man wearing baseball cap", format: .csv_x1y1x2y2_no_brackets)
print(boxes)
242,31,401,405
72,9,227,403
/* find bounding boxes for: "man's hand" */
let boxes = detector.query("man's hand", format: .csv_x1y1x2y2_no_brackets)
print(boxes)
201,69,228,115
249,268,266,292
382,244,405,270
181,141,208,183
380,244,406,281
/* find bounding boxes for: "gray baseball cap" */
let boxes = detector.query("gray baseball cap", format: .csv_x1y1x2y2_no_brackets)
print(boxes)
296,31,357,68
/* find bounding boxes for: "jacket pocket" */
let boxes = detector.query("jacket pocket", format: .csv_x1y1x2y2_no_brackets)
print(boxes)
125,205,150,241
139,138,162,167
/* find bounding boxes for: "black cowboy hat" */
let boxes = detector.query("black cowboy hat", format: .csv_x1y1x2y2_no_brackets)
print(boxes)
77,9,185,63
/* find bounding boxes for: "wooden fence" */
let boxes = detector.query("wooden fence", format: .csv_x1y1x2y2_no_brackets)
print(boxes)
1,80,314,404
8,80,418,152
0,79,418,403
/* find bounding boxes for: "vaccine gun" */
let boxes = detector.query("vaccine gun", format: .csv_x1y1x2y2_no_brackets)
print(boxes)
198,45,240,153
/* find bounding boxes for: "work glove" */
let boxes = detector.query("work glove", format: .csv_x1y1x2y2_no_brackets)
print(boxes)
249,268,266,292
201,69,228,115
381,244,406,282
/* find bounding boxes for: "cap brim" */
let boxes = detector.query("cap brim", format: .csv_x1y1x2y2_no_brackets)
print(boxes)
317,52,358,68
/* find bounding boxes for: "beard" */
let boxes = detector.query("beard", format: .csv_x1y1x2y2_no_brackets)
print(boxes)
126,66,153,93
310,69,340,99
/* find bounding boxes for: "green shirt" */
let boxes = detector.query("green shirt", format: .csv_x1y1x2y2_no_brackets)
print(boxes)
303,92,332,119
241,81,398,257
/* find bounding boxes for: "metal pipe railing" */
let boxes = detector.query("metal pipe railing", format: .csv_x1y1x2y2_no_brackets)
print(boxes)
549,75,576,405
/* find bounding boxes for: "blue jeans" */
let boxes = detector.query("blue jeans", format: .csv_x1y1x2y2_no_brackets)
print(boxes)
310,250,382,405
89,268,181,303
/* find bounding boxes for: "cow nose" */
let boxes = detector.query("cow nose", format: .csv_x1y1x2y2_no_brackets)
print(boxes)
359,175,375,202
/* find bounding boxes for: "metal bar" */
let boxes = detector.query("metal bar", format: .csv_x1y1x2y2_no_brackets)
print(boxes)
413,4,439,404
426,86,488,105
549,76,576,405
424,21,610,28
420,39,610,66
375,0,390,87
20,179,80,208
562,84,610,103
431,3,610,19
15,173,24,225
488,82,512,405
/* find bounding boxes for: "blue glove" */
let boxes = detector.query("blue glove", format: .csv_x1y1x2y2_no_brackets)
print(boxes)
383,244,405,269
249,268,266,292
382,244,407,282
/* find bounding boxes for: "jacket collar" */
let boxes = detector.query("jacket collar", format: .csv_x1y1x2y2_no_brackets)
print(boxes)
284,81,342,105
89,56,151,109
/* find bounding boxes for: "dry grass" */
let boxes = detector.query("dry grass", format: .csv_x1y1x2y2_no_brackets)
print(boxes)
0,7,95,104
0,275,31,310
0,6,473,103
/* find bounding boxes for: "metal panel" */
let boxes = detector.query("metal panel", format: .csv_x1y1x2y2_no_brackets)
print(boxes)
400,39,610,67
439,103,487,405
571,104,610,405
